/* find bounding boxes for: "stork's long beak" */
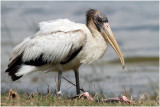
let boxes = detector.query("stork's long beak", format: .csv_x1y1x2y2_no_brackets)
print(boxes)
100,23,125,69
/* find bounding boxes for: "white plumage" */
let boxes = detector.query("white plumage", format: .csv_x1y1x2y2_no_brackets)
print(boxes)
16,65,36,76
11,19,107,76
6,9,125,95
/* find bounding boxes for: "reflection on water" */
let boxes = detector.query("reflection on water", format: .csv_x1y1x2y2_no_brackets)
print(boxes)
1,1,159,96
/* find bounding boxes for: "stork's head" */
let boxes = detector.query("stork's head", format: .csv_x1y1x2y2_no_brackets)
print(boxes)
86,9,125,69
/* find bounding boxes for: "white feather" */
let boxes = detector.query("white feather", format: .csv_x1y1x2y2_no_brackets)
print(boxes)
39,19,84,33
21,19,87,64
15,65,36,76
10,18,107,74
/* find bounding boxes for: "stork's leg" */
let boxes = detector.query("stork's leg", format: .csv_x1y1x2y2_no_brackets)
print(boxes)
74,69,80,95
57,70,62,95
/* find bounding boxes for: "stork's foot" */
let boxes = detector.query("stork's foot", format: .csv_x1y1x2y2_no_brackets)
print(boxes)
57,70,62,97
57,90,62,97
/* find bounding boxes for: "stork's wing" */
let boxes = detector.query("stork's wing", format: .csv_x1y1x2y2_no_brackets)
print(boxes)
8,19,88,67
8,30,86,67
8,37,31,67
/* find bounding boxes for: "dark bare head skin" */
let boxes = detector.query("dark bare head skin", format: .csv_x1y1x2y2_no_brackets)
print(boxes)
86,9,108,31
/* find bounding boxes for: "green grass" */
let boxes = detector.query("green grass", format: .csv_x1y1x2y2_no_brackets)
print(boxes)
1,90,159,106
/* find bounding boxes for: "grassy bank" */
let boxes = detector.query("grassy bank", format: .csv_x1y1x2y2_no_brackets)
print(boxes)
1,90,159,106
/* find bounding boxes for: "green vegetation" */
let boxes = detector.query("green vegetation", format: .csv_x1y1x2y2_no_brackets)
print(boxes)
1,90,159,106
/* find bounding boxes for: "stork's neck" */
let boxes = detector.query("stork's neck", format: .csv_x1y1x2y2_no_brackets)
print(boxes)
80,20,107,64
87,20,102,39
86,16,106,42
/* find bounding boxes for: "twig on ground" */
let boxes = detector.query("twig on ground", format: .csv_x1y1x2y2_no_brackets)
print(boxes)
93,84,98,100
155,96,159,105
122,85,128,98
62,77,85,92
63,85,73,94
138,91,147,103
28,93,35,99
129,88,132,100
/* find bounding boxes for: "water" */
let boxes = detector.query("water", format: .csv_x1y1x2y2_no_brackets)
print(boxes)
1,1,159,97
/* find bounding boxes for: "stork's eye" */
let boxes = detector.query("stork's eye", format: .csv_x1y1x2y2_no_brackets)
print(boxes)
97,17,103,23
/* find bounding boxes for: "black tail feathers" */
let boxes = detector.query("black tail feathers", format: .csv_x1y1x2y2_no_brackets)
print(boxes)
5,53,23,81
5,65,23,81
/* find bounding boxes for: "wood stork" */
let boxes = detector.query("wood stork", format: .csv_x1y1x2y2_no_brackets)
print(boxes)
5,9,125,95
